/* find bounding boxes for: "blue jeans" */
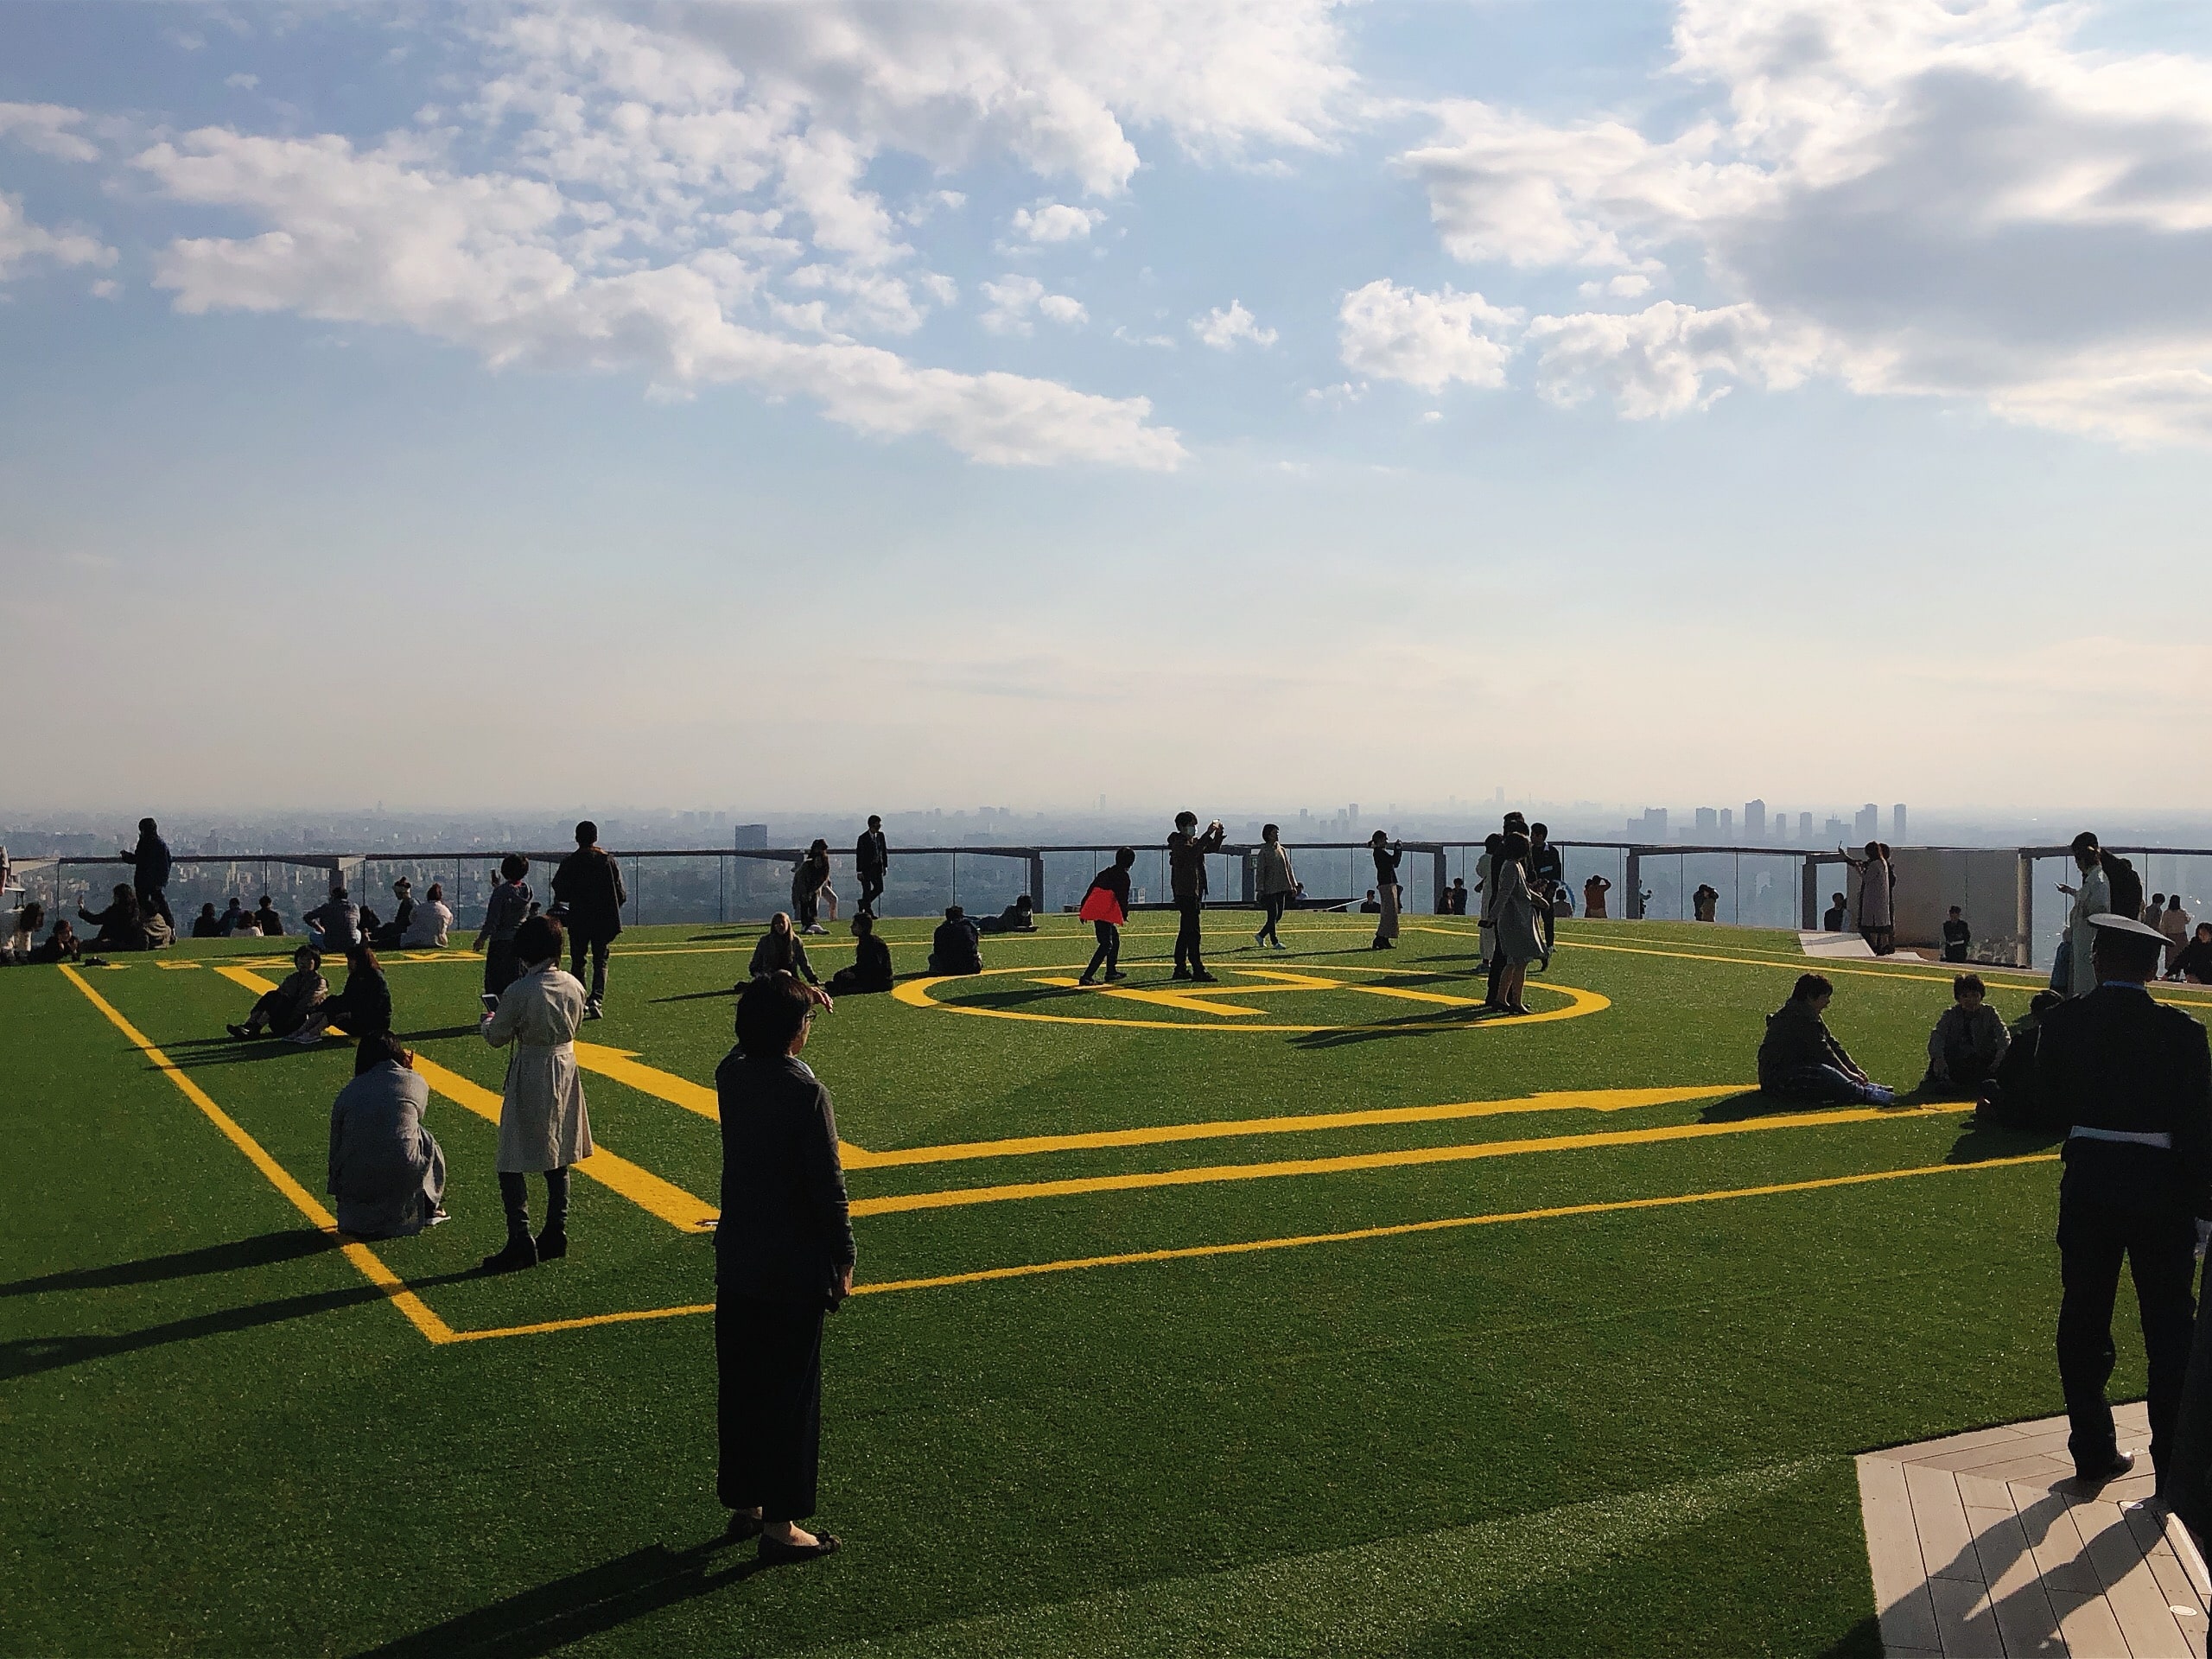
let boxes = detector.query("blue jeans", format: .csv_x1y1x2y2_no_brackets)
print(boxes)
1771,1064,1892,1105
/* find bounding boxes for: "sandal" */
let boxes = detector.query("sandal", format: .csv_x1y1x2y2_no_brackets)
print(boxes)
758,1531,841,1565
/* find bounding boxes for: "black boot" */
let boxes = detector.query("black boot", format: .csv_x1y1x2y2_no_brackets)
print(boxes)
483,1173,539,1273
536,1167,570,1260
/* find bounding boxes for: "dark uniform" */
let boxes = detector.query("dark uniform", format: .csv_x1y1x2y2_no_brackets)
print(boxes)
2038,976,2212,1484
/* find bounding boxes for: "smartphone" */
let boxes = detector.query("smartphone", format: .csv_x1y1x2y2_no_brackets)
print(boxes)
480,992,499,1014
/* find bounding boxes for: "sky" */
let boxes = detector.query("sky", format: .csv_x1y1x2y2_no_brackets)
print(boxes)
3,0,2210,817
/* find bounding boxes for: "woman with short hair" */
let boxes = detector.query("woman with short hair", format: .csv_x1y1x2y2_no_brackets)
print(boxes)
714,971,854,1564
480,914,593,1273
327,1033,447,1238
78,884,149,952
474,853,534,1001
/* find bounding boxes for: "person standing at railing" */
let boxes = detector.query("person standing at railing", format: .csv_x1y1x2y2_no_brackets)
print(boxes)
552,821,626,1022
1837,841,1895,957
1078,849,1135,984
855,817,887,919
1168,812,1225,982
1253,826,1298,950
121,817,175,936
1369,831,1403,950
2055,832,2109,997
1582,874,1610,919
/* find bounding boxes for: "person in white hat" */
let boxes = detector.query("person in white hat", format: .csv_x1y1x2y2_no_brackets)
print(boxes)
2037,910,2212,1493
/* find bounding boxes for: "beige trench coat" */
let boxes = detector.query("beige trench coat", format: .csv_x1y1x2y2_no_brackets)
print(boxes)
484,963,594,1173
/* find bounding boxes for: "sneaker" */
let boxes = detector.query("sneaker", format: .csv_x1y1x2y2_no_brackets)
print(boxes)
284,1026,323,1045
1254,930,1268,947
1105,969,1128,982
1077,976,1096,987
1171,969,1193,981
226,1022,253,1040
1191,970,1218,982
582,998,603,1021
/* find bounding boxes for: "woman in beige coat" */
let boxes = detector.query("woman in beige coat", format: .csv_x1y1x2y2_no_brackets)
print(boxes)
480,913,594,1273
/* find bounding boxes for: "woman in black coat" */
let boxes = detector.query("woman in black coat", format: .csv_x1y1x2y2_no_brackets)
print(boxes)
713,971,854,1564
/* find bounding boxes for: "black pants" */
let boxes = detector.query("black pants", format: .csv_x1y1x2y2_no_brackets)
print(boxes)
485,940,522,999
2057,1160,2197,1480
569,932,611,1000
717,1294,825,1522
1084,920,1121,980
499,1167,570,1239
826,968,888,996
1173,899,1205,974
795,889,820,930
857,869,883,917
1258,893,1289,945
244,990,310,1037
1538,887,1556,959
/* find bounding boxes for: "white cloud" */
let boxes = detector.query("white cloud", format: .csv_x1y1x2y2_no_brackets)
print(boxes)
0,101,100,162
0,192,116,281
137,130,1172,467
226,73,260,92
1012,202,1103,242
980,273,1086,334
1336,279,1517,391
1191,298,1277,350
1392,0,2212,446
1526,300,1821,418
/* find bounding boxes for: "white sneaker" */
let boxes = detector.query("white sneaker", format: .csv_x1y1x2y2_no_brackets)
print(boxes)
583,998,603,1020
284,1026,323,1045
1254,930,1267,946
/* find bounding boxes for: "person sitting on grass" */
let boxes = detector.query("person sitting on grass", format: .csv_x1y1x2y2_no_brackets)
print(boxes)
1922,974,2009,1099
29,917,79,963
927,906,982,976
371,878,416,949
1757,973,1895,1105
227,945,328,1040
747,912,824,998
219,897,251,936
974,894,1038,935
289,942,391,1045
2170,923,2212,985
79,884,149,951
401,882,454,949
1975,990,2065,1129
7,900,44,961
191,902,225,939
253,895,285,937
327,1032,447,1239
304,885,362,955
713,970,852,1565
826,913,893,997
480,913,593,1273
1692,884,1719,923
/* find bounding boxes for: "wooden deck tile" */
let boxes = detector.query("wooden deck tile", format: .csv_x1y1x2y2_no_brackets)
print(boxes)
1859,1409,2208,1657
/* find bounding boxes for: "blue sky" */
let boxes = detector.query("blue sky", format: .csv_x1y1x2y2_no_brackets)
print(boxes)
4,1,2210,815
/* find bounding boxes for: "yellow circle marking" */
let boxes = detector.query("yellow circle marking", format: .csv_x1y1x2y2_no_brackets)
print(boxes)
890,963,1608,1033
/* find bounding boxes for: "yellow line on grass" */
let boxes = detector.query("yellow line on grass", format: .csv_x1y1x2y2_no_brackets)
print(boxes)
213,967,716,1231
440,1151,2059,1337
60,965,459,1345
848,1101,1964,1217
849,1084,1747,1170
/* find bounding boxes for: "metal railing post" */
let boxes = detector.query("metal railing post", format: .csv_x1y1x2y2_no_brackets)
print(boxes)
1800,855,1818,930
1027,850,1045,911
1625,850,1643,919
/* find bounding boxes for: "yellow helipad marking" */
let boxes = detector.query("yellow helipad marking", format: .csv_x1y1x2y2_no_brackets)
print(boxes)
849,1101,1964,1217
156,960,201,970
213,967,716,1231
439,1152,2059,1336
568,1042,881,1168
60,965,458,1344
897,962,1605,1033
849,1084,1745,1170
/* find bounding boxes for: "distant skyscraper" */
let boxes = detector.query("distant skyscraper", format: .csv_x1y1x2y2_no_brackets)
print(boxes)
1800,811,1814,840
1720,807,1734,839
1630,808,1669,841
1695,806,1719,836
1854,803,1878,841
1744,800,1765,839
1893,803,1908,842
734,823,767,849
1826,817,1847,843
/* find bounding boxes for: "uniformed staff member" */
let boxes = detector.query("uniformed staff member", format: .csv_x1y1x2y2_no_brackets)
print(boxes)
2039,911,2212,1492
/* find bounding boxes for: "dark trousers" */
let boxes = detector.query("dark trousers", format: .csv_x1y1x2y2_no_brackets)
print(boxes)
136,884,175,931
485,940,522,998
569,932,611,1000
1258,893,1289,945
244,990,310,1037
825,968,888,996
1538,887,1557,959
717,1295,825,1522
1173,899,1205,973
857,869,884,917
2165,1257,2212,1545
499,1167,570,1240
2056,1166,2197,1480
1084,920,1121,980
795,890,819,930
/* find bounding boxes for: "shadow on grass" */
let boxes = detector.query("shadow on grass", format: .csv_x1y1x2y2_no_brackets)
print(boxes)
394,1025,486,1044
0,1228,343,1300
1,1262,463,1382
1290,1006,1515,1051
652,986,739,1005
1945,1118,2065,1163
352,1537,771,1658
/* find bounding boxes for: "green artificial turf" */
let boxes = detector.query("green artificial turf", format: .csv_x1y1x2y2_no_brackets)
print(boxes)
0,913,2177,1655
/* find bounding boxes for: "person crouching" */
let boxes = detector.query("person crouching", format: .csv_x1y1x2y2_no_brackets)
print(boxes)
480,913,593,1273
